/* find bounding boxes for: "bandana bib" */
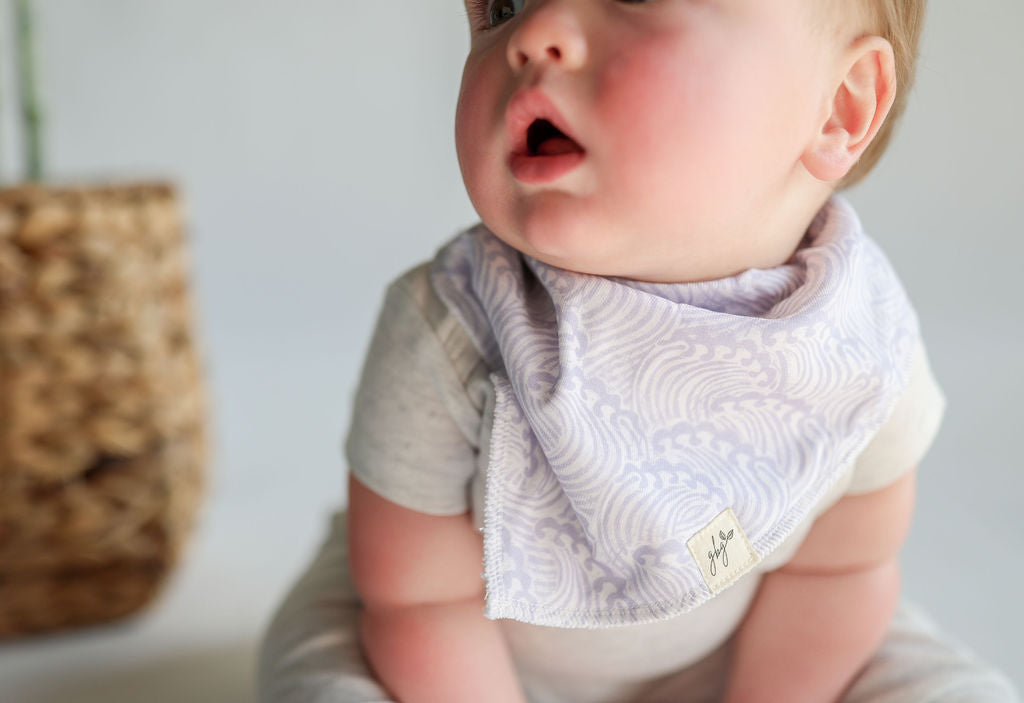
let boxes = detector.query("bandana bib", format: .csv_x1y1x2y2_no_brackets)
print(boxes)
430,196,920,629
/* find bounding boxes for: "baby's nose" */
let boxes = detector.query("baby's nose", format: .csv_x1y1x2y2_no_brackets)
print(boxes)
506,1,587,73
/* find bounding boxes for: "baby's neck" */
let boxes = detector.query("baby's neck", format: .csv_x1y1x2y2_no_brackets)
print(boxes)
624,185,834,285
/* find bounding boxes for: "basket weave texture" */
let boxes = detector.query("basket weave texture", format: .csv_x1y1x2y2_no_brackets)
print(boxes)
0,183,208,638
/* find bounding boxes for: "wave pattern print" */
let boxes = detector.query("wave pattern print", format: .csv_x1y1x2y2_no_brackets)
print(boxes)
430,195,921,628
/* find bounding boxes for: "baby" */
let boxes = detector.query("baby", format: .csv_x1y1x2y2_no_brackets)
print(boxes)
285,1,1011,702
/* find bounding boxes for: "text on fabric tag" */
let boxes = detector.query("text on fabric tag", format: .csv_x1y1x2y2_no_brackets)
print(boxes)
686,507,760,594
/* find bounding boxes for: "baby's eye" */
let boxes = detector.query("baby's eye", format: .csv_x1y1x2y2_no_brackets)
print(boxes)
472,0,525,30
492,0,523,25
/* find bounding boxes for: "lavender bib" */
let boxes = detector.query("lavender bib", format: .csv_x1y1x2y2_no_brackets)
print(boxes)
430,196,920,629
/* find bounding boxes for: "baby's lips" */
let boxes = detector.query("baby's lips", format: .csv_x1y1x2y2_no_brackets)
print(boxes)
505,87,585,157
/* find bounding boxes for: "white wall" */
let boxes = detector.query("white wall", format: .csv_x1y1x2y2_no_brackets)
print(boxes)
846,3,1024,683
0,0,1020,697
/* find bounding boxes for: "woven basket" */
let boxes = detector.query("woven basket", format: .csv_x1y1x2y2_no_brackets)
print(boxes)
0,182,208,638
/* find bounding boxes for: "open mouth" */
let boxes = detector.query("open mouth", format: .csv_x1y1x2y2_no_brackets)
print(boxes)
505,89,587,183
526,118,585,157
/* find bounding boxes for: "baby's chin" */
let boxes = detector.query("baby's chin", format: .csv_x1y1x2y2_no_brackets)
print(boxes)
490,222,627,277
490,221,738,284
484,201,631,276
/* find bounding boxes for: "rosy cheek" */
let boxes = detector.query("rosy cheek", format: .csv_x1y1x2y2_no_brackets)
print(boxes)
455,69,490,187
454,55,510,220
454,70,482,167
596,38,698,184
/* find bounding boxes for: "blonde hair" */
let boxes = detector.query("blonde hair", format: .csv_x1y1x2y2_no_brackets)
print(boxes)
837,0,929,189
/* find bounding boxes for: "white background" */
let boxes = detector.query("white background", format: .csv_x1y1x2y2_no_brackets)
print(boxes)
0,1,1021,700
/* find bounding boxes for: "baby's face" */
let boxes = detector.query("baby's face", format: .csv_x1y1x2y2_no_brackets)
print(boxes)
455,0,841,283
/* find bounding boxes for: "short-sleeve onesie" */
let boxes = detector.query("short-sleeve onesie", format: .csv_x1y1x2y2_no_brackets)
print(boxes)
346,255,947,700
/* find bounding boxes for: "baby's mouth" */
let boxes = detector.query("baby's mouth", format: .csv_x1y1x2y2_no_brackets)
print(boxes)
505,89,587,183
527,119,585,156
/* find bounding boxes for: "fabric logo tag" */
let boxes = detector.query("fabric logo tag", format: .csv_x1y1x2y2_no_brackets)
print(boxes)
686,507,760,594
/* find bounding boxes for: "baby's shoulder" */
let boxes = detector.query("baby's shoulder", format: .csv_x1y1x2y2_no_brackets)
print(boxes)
379,260,488,392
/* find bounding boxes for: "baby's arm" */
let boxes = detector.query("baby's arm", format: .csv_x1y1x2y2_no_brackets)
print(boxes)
721,467,918,703
347,473,528,703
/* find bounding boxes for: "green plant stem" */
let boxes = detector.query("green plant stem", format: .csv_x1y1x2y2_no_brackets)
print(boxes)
15,0,44,182
1,9,5,186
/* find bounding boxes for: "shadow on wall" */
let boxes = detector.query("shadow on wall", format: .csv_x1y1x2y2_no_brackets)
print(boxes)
11,640,256,703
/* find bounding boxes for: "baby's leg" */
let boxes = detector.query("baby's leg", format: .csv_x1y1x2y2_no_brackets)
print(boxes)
257,514,1018,703
630,599,1018,703
257,508,395,703
840,599,1020,703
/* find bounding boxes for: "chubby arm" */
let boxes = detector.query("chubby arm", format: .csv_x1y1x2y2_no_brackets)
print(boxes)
721,467,918,703
347,473,528,703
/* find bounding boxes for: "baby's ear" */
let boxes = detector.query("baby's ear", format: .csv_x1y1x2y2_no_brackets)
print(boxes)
801,35,897,183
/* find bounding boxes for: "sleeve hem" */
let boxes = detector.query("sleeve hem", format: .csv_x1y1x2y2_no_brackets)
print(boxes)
347,465,471,517
844,341,947,496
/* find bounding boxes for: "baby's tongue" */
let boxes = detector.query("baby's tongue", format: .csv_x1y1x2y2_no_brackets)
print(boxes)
536,136,582,156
